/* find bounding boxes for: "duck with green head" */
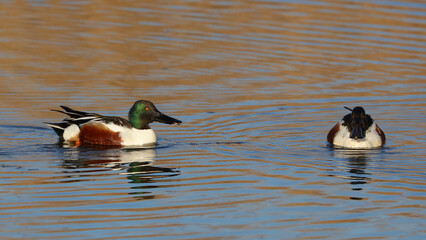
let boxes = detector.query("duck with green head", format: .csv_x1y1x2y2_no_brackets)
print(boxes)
45,100,182,147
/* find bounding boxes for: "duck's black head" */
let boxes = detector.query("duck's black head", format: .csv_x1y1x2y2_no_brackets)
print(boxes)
342,106,373,140
128,100,182,129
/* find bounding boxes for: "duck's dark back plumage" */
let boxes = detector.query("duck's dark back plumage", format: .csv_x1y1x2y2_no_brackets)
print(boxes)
45,106,133,136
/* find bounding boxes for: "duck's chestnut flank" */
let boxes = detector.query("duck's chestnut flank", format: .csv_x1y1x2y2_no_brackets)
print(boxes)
79,123,123,146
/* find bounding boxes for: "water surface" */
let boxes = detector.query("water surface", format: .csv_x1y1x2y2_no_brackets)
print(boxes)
0,0,425,239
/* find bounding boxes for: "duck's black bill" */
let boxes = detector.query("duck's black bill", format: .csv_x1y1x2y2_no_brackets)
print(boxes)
155,112,182,125
350,126,364,139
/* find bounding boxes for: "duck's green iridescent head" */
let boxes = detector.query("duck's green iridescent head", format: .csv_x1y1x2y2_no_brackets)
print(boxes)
128,100,182,129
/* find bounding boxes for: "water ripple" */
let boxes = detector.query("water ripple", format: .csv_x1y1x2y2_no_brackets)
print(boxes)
0,0,425,239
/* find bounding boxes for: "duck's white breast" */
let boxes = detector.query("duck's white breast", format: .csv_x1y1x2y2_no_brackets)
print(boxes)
104,123,157,147
333,121,382,149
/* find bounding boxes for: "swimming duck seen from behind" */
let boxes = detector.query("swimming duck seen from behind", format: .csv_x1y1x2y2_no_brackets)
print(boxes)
45,100,182,147
327,106,386,149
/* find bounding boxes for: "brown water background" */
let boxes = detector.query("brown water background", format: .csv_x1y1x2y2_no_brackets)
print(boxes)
0,0,425,239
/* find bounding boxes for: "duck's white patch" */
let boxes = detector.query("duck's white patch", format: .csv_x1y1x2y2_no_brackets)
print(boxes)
104,123,157,147
63,124,80,141
333,121,382,149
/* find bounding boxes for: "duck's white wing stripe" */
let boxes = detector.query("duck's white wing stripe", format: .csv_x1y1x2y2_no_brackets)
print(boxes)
45,123,65,130
76,116,100,121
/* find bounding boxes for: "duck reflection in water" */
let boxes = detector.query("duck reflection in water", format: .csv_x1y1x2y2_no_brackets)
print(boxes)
60,146,180,199
331,148,383,200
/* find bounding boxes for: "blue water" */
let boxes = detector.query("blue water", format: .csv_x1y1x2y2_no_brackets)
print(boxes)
0,0,425,239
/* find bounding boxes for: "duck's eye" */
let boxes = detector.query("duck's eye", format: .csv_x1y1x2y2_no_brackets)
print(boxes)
145,107,149,111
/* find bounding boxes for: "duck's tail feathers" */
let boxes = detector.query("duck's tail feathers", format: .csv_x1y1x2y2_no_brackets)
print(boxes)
60,105,90,117
50,105,89,119
44,122,70,138
50,106,100,125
